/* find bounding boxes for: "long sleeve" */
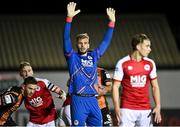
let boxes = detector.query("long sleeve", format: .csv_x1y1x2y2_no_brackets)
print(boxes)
63,17,73,57
97,21,115,57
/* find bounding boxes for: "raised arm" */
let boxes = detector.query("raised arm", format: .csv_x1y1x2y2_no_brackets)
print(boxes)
63,2,81,55
97,7,116,57
97,69,112,95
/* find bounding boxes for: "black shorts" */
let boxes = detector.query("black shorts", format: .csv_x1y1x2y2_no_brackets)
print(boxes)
101,107,113,126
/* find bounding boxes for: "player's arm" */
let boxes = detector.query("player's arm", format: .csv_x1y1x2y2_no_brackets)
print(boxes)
149,60,162,123
97,69,112,95
104,82,112,93
97,82,112,96
103,70,112,93
43,79,66,101
112,80,121,124
97,8,116,57
151,78,162,124
50,85,66,101
0,93,17,107
63,2,80,55
112,60,124,124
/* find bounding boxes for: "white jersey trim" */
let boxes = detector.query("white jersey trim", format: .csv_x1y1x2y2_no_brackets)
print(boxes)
113,55,130,81
35,77,54,90
143,57,157,79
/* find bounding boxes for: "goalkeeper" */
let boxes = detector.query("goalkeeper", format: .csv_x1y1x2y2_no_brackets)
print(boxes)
63,2,115,126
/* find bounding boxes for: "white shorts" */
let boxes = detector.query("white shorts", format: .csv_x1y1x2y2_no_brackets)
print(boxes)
58,105,71,126
119,108,153,127
27,120,55,127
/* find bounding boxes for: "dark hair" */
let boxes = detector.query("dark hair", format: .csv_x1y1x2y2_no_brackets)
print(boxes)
131,33,150,51
23,76,37,85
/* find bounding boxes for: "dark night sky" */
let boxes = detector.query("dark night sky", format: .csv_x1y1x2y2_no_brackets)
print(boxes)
0,0,179,26
0,0,178,14
0,0,179,49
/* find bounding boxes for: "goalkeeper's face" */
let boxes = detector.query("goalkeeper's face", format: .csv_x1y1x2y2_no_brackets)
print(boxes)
77,38,89,55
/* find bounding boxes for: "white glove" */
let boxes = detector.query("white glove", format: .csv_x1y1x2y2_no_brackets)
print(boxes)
67,2,81,17
106,8,116,22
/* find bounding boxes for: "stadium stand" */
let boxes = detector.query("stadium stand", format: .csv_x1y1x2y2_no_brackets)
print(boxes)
0,14,179,70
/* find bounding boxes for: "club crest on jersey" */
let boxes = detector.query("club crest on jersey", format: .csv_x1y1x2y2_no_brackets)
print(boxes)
128,66,133,70
36,86,40,91
88,56,93,59
73,120,79,126
81,59,93,67
144,64,150,71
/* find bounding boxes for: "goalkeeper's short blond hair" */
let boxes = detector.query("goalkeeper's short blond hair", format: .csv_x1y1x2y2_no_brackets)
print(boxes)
76,33,89,42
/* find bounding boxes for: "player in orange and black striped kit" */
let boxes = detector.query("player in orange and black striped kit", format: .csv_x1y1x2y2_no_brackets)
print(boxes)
0,86,24,126
96,67,113,126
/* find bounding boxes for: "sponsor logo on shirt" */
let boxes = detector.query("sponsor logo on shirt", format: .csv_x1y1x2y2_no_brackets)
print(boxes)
4,95,12,104
106,73,111,78
29,96,43,107
130,75,146,87
81,58,93,67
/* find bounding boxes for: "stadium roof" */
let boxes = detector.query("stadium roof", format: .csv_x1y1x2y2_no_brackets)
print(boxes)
0,14,179,71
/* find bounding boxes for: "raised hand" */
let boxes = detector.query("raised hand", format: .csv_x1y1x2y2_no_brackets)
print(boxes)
106,8,116,22
67,2,81,18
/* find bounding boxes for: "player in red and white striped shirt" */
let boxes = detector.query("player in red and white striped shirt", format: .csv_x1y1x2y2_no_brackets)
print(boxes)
112,33,161,127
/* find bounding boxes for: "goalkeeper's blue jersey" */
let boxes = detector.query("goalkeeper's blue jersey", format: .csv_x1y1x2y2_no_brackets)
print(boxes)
63,21,114,95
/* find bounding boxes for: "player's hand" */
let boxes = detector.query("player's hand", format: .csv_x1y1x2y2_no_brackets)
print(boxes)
106,8,116,22
67,2,81,18
97,86,107,95
115,107,121,125
57,90,66,101
153,107,162,124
